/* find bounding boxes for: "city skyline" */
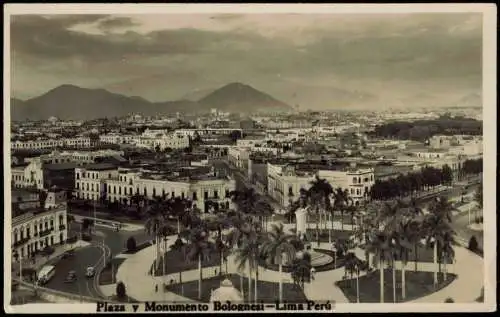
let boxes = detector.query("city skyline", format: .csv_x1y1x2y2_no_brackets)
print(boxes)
10,12,482,110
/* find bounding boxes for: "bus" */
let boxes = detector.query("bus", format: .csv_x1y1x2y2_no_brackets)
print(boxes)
37,265,56,285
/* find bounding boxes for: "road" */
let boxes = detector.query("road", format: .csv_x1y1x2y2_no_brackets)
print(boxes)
42,222,150,298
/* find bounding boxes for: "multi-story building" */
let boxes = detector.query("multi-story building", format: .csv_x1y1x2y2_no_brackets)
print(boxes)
11,158,44,190
11,137,92,150
74,163,120,201
99,133,137,145
11,188,68,260
75,165,236,213
267,162,375,207
174,128,242,138
228,147,250,170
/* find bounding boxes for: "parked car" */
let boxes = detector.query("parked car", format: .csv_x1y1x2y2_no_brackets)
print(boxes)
61,250,75,259
64,271,77,283
85,266,95,278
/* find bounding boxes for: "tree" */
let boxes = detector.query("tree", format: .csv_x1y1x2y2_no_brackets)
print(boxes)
145,212,163,272
423,196,455,287
468,236,479,252
126,237,137,252
116,281,127,300
395,221,414,300
366,231,393,303
332,187,350,231
441,165,453,186
307,176,333,242
260,223,297,303
185,226,212,300
170,237,186,296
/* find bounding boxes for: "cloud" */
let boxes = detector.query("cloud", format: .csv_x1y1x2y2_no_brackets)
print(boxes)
9,13,483,109
97,17,139,32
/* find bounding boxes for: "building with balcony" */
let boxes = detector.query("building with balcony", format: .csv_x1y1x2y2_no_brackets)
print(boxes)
11,189,68,260
267,161,375,207
11,137,92,151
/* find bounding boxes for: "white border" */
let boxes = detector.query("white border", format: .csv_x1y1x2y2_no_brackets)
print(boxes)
3,3,497,314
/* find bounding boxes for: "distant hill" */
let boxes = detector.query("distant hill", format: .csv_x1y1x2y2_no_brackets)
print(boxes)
10,82,292,121
198,82,292,113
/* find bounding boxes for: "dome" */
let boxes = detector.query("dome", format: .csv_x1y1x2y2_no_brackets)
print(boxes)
209,279,244,302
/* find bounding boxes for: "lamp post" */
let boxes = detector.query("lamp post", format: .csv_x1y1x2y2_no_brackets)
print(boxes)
332,245,337,269
354,263,360,303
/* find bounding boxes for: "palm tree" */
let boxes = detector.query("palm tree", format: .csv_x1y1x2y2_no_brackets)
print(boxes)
422,196,454,287
158,223,175,285
306,176,333,244
226,211,255,301
332,187,349,231
394,221,413,301
169,236,186,296
185,226,212,300
366,231,393,303
261,223,297,303
440,230,455,282
144,213,163,272
344,252,365,303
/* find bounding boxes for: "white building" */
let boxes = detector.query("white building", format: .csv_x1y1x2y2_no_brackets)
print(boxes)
11,137,92,150
267,162,375,207
11,158,44,189
74,164,119,201
75,166,236,213
12,189,68,260
228,147,250,169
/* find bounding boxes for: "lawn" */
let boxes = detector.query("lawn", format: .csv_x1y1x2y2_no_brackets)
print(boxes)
165,273,308,303
358,242,450,264
99,258,127,285
336,269,457,303
151,247,220,276
305,229,354,244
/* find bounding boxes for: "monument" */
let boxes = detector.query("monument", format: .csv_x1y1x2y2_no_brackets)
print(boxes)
209,278,244,302
295,207,307,239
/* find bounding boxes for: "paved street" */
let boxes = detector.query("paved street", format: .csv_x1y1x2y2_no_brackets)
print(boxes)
41,222,150,299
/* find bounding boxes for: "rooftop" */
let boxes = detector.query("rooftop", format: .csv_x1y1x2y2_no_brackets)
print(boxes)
82,163,118,171
43,162,78,171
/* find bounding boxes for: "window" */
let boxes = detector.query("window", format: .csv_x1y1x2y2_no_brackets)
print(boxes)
129,188,133,195
76,173,80,180
350,188,354,194
76,183,79,189
214,190,219,199
225,189,230,198
91,183,94,191
144,188,147,197
353,178,357,184
86,183,89,191
27,227,30,237
181,192,185,199
152,188,156,197
193,192,198,201
50,219,54,229
204,191,208,200
114,186,116,194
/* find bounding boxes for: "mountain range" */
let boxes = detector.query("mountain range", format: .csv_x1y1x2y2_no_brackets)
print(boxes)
10,82,292,121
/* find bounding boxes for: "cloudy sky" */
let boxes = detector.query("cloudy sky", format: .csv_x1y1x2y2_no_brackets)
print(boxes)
10,12,482,110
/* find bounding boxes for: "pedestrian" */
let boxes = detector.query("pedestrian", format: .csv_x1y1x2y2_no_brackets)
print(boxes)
310,267,316,281
155,284,158,292
215,268,217,276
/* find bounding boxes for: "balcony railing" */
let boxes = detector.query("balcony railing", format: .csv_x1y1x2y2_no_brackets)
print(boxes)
13,236,31,247
39,228,54,238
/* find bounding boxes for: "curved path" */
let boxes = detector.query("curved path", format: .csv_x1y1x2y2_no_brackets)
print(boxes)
113,220,484,303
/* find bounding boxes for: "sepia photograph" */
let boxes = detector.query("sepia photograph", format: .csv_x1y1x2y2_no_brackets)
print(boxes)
4,3,496,314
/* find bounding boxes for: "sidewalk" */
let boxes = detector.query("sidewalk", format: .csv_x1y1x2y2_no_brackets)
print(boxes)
112,218,484,303
71,214,144,232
